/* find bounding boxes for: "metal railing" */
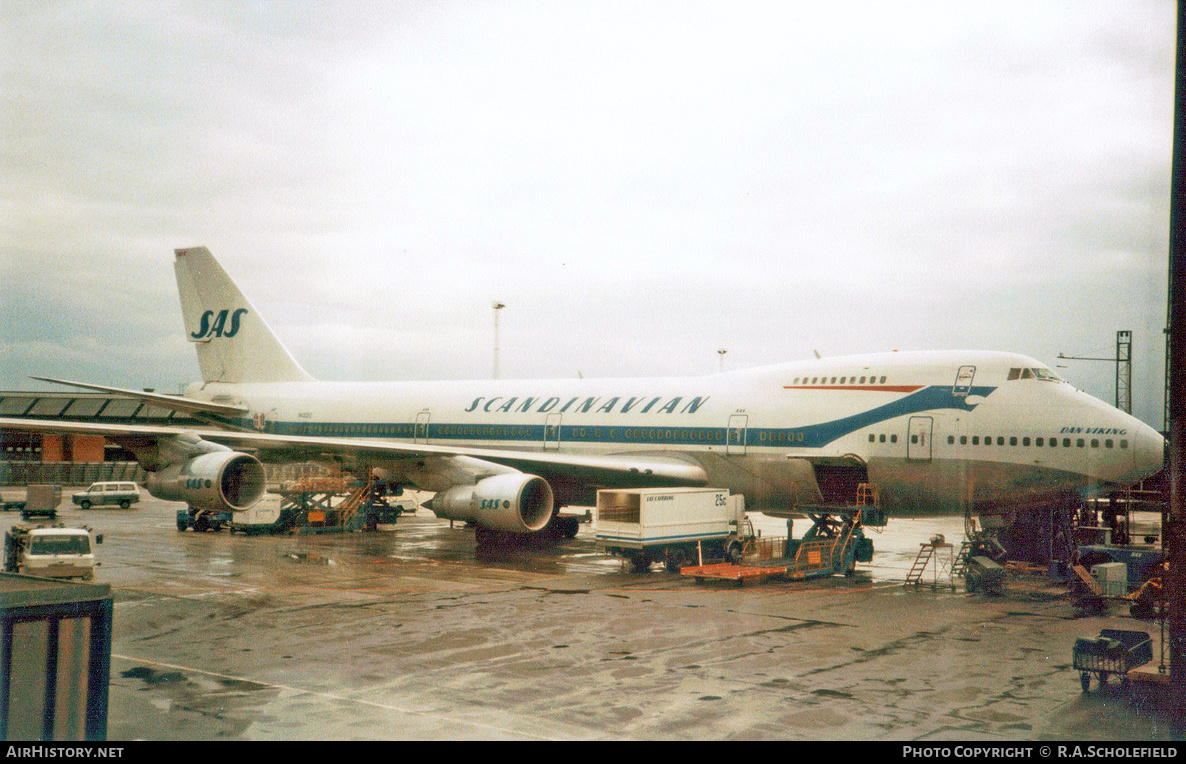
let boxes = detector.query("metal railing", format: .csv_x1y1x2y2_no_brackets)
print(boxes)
0,461,146,486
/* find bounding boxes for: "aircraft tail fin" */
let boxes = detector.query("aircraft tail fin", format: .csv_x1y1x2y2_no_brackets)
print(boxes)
174,247,314,384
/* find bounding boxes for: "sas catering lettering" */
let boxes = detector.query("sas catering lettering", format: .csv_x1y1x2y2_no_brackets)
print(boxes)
190,308,248,340
463,395,710,416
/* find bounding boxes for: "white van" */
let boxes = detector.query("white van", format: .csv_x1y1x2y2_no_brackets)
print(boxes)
72,481,140,509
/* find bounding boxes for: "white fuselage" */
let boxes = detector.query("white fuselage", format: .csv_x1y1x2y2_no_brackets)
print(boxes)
186,350,1165,516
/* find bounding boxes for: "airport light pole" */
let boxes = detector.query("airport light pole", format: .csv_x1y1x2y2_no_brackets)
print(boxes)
492,302,505,379
718,348,727,373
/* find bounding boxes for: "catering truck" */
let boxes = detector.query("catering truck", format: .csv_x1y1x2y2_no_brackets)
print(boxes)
596,487,750,572
3,524,102,580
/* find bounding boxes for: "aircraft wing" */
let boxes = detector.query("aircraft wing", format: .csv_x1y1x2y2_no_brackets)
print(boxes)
0,417,707,491
29,377,248,418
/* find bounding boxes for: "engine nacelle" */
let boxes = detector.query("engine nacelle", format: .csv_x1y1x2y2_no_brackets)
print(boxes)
427,473,554,533
146,450,266,512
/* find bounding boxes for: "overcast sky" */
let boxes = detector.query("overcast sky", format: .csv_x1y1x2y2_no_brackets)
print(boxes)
0,1,1175,428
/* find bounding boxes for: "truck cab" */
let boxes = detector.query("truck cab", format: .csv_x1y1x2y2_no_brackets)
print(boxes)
4,525,102,580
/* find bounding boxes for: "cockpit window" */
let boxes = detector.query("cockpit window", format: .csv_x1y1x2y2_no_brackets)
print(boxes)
1008,367,1062,382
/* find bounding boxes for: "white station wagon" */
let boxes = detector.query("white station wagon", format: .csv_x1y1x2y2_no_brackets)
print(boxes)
72,481,141,509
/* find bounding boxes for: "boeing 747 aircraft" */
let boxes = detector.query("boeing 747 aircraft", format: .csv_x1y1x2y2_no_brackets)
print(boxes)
2,248,1165,544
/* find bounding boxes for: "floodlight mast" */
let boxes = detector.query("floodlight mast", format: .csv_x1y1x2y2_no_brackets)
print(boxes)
1056,330,1132,414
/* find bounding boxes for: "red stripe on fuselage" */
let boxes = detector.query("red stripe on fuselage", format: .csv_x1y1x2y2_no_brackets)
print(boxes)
782,385,925,393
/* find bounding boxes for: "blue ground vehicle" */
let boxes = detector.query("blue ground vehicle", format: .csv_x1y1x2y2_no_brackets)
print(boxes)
176,507,232,532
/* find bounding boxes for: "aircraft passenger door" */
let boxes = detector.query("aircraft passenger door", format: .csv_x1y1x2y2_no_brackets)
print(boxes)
414,411,431,443
543,413,562,451
726,414,748,456
907,416,933,462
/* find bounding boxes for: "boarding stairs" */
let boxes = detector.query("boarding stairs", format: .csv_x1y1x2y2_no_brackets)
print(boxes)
338,474,378,530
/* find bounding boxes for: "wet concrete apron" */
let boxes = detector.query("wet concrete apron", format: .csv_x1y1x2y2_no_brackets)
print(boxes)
2,490,1169,740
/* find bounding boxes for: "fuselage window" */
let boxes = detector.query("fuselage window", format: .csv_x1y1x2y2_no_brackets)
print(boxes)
879,376,887,383
1105,439,1113,448
1021,368,1034,379
1063,438,1071,447
879,434,886,443
1091,439,1099,448
869,434,875,442
948,436,955,444
1077,439,1085,448
860,376,867,383
1010,437,1018,446
960,436,967,445
1120,440,1129,449
890,434,898,443
1035,437,1043,446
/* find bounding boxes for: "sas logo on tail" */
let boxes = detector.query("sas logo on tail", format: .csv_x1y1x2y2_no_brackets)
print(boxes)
190,308,248,340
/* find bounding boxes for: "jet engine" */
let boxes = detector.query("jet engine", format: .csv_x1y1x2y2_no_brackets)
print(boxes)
426,473,554,533
145,450,266,512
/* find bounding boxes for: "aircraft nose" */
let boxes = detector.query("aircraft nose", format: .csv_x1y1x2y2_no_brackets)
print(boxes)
1131,423,1166,483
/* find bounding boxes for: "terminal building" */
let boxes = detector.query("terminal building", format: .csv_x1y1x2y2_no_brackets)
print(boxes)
0,389,202,485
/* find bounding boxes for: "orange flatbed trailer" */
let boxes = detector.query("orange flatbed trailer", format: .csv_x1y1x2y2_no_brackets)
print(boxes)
680,562,790,584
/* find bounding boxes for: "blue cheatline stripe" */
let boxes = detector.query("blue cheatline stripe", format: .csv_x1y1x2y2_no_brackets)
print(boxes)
242,385,996,449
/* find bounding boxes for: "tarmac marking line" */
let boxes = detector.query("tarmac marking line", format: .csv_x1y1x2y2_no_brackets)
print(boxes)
110,653,568,740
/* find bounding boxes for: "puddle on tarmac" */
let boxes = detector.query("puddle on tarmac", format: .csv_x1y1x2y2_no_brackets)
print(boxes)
281,552,337,566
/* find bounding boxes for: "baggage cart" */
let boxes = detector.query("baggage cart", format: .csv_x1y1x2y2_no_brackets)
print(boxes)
1072,629,1152,692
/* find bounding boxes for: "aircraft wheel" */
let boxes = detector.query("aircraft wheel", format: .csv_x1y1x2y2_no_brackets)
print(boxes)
1080,672,1091,693
194,515,209,532
119,500,130,509
80,500,91,510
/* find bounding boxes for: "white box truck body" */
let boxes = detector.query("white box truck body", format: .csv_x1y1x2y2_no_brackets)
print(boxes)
596,488,746,571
